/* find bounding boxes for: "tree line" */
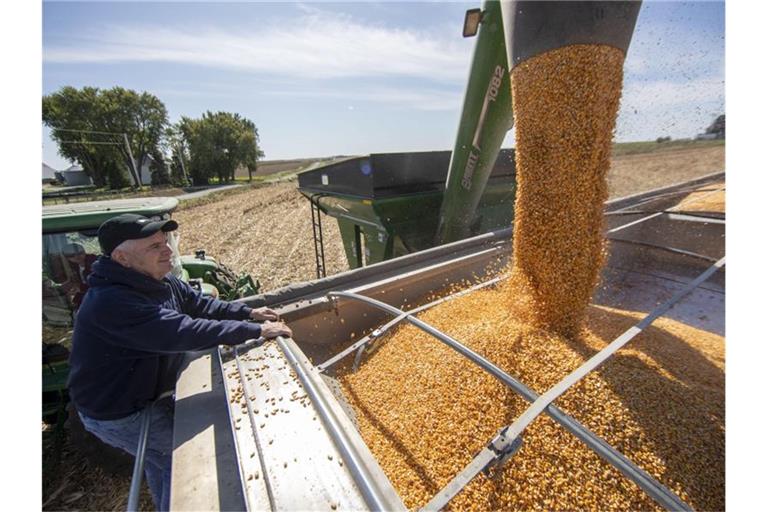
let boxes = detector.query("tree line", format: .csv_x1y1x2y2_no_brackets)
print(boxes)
43,86,264,188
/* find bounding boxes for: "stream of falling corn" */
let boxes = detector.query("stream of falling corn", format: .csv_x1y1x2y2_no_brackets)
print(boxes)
339,45,724,511
509,44,625,337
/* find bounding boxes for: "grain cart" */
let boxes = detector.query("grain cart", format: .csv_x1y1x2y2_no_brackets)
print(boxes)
42,196,259,425
297,149,516,274
167,2,719,510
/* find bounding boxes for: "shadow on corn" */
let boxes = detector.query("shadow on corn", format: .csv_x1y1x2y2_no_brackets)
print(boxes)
341,383,443,498
337,327,534,510
562,306,725,511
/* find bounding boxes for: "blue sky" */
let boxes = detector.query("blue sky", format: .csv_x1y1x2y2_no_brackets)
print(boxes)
42,0,724,168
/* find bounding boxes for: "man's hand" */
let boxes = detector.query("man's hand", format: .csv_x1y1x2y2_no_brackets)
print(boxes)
260,321,293,339
250,306,279,321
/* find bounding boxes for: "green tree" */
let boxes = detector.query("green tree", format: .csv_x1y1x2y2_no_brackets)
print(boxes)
100,88,168,187
42,86,169,189
169,152,188,187
162,125,190,186
42,87,116,187
178,111,264,185
149,148,170,185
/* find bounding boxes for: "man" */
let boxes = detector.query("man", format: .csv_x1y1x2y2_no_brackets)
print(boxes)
68,213,292,511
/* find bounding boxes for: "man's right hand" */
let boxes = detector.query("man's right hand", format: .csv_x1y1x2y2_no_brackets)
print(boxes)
260,321,293,339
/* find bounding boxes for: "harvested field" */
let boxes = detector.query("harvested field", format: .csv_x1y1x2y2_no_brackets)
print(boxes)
42,423,154,511
173,180,348,292
339,285,725,511
607,145,723,200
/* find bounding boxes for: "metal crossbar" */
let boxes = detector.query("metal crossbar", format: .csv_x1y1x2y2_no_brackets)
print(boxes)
276,336,393,511
126,408,153,512
126,390,174,512
605,210,724,221
326,290,693,511
607,211,664,234
607,237,720,262
607,186,725,235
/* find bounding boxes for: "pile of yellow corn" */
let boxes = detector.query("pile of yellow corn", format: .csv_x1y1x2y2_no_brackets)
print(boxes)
340,289,724,510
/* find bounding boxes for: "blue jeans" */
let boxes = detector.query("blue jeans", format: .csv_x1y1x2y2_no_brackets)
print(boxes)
78,399,174,511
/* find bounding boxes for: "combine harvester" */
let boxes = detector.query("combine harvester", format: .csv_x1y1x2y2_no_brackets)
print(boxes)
169,1,724,510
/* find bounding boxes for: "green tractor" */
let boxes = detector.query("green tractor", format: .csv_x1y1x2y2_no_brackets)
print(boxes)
42,196,259,426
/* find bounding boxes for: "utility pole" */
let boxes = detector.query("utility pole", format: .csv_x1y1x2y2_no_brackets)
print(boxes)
176,142,190,186
122,133,141,188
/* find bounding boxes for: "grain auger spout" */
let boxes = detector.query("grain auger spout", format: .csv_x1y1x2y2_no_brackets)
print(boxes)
501,0,641,68
436,0,642,245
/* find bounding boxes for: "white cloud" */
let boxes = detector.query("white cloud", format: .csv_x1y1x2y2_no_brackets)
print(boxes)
261,84,461,111
43,3,725,139
150,76,462,111
43,7,471,83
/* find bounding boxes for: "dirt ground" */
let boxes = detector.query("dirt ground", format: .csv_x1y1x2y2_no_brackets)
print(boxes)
607,145,724,199
173,182,349,292
42,142,724,511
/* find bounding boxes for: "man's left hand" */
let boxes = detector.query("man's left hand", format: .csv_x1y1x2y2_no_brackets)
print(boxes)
250,307,279,321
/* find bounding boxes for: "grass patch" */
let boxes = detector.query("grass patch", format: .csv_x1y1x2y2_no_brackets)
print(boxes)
177,171,300,210
42,185,190,206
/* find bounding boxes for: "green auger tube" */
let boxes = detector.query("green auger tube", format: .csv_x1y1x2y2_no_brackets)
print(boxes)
436,0,515,245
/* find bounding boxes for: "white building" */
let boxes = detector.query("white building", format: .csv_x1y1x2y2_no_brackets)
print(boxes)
137,155,154,185
42,163,58,183
43,157,156,187
55,164,94,187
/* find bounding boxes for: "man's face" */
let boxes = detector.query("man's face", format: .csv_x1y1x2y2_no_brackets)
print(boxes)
115,231,174,280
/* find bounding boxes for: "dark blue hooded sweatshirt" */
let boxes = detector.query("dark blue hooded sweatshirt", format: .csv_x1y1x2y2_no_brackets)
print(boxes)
68,256,263,420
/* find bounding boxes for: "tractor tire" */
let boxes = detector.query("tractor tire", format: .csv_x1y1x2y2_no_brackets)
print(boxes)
66,404,135,477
